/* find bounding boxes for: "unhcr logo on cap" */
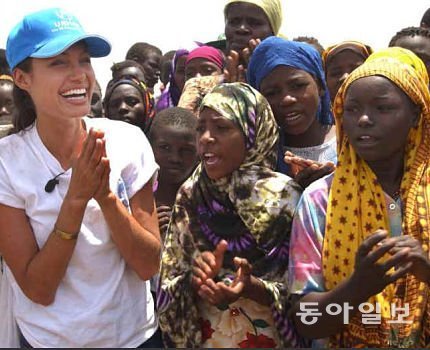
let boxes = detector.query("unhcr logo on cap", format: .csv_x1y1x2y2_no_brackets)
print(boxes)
52,9,81,33
6,7,111,70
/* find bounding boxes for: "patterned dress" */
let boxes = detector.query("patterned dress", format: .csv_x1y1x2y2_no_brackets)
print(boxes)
157,83,308,348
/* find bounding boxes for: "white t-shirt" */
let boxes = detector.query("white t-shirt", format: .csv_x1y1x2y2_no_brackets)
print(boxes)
283,136,337,164
0,117,159,347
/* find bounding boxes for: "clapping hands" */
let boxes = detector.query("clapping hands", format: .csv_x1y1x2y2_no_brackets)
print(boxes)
350,230,430,301
223,39,261,83
192,240,253,306
67,128,111,205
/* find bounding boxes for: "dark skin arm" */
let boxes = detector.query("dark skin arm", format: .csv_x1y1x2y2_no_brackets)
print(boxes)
284,151,335,188
290,230,412,339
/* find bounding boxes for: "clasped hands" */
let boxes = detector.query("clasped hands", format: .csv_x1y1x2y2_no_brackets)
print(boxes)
67,128,112,206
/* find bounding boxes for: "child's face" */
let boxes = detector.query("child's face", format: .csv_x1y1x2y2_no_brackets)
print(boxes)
90,84,103,118
259,65,321,136
142,51,161,88
174,55,188,92
0,81,14,121
326,50,366,103
185,58,222,81
343,75,418,163
152,124,198,186
106,84,145,128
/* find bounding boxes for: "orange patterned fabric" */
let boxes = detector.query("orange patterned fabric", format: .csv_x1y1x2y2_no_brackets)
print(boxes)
322,41,373,70
323,55,430,347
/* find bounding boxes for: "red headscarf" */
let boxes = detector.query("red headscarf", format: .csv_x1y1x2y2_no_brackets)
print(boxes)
185,46,225,69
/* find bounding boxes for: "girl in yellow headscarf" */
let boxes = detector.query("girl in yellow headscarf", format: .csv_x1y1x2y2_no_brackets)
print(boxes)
288,50,430,347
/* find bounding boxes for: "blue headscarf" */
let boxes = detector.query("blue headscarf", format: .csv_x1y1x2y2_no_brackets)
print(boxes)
247,36,334,126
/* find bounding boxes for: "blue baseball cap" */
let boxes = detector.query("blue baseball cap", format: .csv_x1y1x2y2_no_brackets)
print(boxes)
6,8,111,70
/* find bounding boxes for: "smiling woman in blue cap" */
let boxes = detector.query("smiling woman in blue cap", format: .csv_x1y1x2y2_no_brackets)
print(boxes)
0,8,162,347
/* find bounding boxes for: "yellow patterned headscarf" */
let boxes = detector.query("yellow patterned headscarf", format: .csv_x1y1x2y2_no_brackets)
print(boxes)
224,0,282,36
323,54,430,347
322,40,373,70
367,47,429,86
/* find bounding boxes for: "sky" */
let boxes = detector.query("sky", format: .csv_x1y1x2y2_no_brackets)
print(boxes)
1,0,428,90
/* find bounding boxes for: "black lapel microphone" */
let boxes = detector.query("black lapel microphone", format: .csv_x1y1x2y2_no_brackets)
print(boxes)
45,171,66,193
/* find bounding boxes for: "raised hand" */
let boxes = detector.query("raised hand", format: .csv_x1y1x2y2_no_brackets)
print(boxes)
67,128,108,204
388,235,430,283
241,38,261,66
350,230,411,300
191,240,228,291
283,151,335,188
93,136,111,204
223,50,246,83
223,38,261,84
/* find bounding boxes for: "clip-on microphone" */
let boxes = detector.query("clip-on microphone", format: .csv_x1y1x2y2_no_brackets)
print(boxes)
45,171,66,193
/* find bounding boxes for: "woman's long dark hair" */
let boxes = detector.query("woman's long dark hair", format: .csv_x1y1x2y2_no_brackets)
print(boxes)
12,58,36,132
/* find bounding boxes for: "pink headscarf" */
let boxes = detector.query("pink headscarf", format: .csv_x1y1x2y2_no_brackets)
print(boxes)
185,46,225,69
